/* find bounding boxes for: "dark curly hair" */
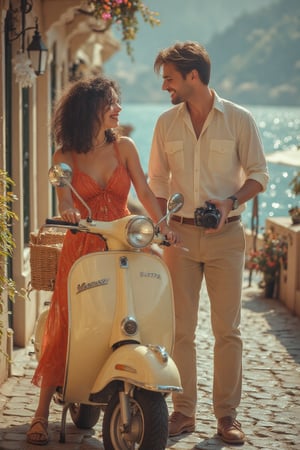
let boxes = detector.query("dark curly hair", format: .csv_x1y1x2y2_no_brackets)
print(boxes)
52,77,121,154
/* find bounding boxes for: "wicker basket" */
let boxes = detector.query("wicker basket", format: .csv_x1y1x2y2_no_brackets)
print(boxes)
30,227,66,291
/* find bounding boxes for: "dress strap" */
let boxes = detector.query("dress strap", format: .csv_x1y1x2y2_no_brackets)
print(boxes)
113,141,123,166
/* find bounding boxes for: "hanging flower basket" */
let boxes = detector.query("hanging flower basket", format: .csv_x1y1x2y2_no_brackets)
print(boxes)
87,0,160,56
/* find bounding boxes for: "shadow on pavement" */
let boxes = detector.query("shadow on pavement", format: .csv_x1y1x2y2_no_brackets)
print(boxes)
168,432,232,450
242,286,300,365
0,421,104,450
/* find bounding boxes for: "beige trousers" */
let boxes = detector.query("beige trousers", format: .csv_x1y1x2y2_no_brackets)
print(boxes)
164,219,245,419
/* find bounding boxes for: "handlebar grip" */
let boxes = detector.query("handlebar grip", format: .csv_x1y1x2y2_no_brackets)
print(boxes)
45,218,79,227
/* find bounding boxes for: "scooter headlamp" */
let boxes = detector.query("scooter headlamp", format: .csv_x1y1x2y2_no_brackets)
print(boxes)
126,216,155,249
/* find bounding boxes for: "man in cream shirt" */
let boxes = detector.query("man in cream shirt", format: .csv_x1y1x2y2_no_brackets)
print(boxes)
148,41,269,445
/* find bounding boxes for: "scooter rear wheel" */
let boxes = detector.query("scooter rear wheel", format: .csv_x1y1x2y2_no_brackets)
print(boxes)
70,403,101,429
102,388,168,450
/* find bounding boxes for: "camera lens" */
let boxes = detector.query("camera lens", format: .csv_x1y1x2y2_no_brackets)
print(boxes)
204,213,218,228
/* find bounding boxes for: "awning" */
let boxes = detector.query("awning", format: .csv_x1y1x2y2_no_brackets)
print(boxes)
266,145,300,167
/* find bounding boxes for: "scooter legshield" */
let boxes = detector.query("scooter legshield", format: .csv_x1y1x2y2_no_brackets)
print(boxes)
63,251,176,404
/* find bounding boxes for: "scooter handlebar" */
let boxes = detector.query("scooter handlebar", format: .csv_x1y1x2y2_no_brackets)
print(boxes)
43,218,83,234
45,218,79,227
153,232,171,247
43,217,173,249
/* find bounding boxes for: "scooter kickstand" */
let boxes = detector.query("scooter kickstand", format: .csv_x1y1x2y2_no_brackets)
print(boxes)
59,403,70,443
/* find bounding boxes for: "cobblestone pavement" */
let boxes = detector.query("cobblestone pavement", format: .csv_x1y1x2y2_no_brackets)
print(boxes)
1,272,300,450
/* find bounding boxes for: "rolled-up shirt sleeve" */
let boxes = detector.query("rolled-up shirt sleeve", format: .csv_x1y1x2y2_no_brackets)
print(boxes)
238,110,269,192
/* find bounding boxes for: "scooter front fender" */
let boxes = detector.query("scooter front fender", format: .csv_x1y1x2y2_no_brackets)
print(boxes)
91,343,182,395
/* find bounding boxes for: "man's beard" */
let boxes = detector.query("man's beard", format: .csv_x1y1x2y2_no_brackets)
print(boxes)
172,94,183,105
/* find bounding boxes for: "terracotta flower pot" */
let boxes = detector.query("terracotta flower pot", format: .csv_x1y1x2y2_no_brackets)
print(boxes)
291,215,300,225
264,280,275,298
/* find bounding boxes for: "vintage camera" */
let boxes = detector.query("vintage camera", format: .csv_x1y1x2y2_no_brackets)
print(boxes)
194,202,221,229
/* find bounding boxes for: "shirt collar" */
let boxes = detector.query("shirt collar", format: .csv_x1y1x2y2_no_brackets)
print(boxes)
180,89,225,117
211,89,224,113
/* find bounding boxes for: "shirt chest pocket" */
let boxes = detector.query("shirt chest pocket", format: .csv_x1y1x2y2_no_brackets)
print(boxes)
209,139,237,171
165,141,184,171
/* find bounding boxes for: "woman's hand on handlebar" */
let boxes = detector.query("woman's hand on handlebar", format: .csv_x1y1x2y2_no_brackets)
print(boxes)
61,208,81,224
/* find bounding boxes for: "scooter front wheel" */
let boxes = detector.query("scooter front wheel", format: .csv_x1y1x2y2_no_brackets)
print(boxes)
70,403,101,429
102,388,168,450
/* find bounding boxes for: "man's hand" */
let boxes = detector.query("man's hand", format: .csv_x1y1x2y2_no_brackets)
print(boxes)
204,198,234,234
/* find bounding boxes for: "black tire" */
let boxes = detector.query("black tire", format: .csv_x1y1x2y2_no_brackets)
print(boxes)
102,388,168,450
69,403,101,429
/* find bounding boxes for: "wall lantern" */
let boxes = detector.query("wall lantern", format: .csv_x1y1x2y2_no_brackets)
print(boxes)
27,19,48,75
8,0,48,76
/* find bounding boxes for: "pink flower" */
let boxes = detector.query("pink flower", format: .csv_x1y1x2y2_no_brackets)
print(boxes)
102,12,112,20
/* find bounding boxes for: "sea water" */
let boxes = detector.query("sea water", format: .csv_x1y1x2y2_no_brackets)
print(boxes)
121,103,300,230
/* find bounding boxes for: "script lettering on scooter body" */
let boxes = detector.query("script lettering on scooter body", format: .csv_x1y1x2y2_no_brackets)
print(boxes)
140,272,161,280
76,278,109,294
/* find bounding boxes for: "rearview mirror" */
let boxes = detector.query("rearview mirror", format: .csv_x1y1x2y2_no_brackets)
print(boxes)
167,193,184,214
48,163,73,187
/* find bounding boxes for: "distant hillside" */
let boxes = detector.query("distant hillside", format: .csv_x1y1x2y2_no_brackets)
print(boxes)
105,0,299,106
208,0,300,106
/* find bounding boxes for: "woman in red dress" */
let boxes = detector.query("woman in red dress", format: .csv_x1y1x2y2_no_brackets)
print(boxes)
27,76,177,445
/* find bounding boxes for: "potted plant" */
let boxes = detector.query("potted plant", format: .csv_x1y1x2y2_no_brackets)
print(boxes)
0,170,19,372
247,227,288,298
289,170,300,224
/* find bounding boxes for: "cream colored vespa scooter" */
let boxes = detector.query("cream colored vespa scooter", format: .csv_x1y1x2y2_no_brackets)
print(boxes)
35,163,183,450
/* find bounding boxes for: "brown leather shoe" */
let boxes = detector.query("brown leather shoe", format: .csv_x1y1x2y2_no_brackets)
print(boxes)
168,411,195,437
217,416,245,444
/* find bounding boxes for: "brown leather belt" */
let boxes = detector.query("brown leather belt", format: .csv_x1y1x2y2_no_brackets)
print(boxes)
171,215,241,226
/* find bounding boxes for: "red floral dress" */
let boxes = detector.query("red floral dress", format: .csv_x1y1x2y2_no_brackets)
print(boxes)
32,143,131,387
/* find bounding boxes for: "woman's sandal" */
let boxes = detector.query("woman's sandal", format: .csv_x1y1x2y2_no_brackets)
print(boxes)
26,416,49,445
